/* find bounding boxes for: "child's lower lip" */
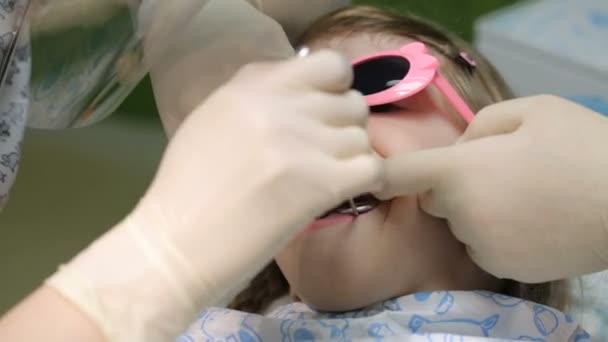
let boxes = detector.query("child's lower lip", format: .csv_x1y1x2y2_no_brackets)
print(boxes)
305,214,355,231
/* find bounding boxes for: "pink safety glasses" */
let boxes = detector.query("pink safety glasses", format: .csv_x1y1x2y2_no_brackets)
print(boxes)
351,42,475,123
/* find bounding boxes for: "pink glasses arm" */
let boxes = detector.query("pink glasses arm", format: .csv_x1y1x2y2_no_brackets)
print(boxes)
432,72,475,124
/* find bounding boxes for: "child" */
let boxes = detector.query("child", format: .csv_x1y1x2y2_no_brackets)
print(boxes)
178,6,589,341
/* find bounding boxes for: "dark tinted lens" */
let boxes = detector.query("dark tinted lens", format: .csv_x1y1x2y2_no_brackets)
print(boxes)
352,56,410,96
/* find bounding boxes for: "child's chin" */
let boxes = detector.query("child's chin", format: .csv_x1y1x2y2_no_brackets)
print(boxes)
304,301,363,313
298,292,386,313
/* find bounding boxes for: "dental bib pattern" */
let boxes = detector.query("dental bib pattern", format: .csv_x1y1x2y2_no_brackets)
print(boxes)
179,291,589,341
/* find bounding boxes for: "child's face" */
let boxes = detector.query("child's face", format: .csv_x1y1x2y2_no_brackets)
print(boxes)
275,34,503,312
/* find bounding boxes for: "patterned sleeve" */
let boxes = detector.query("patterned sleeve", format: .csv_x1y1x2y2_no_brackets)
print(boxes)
0,0,30,209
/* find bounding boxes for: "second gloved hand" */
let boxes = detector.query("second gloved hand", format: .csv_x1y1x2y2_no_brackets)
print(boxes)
47,50,382,342
375,95,608,283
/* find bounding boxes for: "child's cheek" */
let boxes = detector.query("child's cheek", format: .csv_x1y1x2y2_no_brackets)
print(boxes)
368,113,463,158
368,118,433,157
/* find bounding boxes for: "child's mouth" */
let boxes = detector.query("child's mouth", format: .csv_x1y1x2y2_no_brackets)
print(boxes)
318,194,382,219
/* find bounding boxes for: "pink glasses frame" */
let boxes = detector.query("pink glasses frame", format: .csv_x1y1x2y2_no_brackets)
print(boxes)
352,42,475,123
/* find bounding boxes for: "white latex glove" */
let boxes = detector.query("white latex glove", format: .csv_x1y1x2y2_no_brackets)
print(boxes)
147,0,294,137
47,50,382,342
147,0,349,137
376,95,608,283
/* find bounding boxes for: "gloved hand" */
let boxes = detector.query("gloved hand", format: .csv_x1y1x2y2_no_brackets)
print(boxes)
376,95,608,283
147,0,349,137
47,50,382,342
147,0,294,137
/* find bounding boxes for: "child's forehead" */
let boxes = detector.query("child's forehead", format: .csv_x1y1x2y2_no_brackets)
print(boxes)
308,34,416,61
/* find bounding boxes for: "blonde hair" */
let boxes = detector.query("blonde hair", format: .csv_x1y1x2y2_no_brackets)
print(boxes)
229,5,569,314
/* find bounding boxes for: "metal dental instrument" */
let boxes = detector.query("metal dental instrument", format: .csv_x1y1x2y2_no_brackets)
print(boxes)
296,46,310,58
0,1,30,88
349,198,359,216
